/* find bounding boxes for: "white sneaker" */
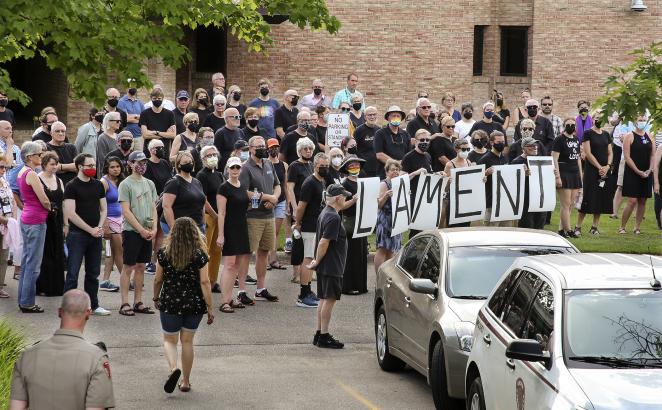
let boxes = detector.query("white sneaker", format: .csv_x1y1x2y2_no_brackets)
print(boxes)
92,307,111,316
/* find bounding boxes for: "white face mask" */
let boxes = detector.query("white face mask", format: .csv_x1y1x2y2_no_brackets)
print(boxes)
459,150,469,159
331,157,342,167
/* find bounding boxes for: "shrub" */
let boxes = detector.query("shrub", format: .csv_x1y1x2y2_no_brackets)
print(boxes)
0,321,25,409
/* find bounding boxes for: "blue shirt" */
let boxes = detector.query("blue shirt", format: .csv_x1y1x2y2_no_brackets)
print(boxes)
248,98,280,138
118,95,145,138
331,88,364,109
0,139,22,193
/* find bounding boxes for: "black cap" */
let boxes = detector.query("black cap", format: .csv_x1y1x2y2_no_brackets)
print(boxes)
326,183,351,198
234,139,249,150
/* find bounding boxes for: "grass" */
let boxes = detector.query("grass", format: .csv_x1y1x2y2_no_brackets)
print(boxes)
276,200,661,255
0,321,26,409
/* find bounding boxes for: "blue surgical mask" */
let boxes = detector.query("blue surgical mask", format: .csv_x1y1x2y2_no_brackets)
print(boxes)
240,151,249,161
484,111,494,119
636,121,648,130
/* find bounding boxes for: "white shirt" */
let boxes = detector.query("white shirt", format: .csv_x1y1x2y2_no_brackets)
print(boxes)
144,98,176,111
455,120,476,140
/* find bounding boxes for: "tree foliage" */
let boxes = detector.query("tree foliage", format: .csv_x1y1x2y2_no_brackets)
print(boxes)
596,42,662,129
0,0,340,106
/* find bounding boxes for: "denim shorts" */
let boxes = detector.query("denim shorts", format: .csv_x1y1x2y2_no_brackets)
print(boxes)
160,312,204,334
274,200,287,219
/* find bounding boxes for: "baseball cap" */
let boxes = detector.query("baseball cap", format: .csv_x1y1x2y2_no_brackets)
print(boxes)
326,183,351,198
521,137,537,147
128,151,147,162
267,138,279,148
234,139,249,150
176,90,190,100
226,157,242,168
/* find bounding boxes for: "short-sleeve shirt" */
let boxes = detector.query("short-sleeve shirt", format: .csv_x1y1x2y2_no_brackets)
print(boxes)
64,177,105,233
477,151,508,208
552,135,581,173
299,174,325,232
139,107,176,152
196,167,225,212
239,158,280,219
468,121,505,141
203,113,226,133
406,115,440,138
162,175,206,226
287,160,313,202
315,205,347,277
248,98,280,138
280,130,320,164
373,126,411,177
118,175,157,231
401,150,432,202
46,142,78,186
144,159,173,195
117,95,144,138
273,105,299,133
157,248,209,315
429,136,456,172
353,124,378,177
214,126,246,171
10,329,115,410
0,108,15,127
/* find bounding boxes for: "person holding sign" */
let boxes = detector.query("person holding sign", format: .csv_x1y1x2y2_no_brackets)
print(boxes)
401,129,433,237
552,117,582,237
374,160,404,274
374,106,411,179
477,131,510,226
339,156,367,294
442,139,475,228
512,137,546,229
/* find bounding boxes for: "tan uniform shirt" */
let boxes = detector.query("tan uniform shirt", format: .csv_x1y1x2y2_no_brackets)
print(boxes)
10,329,115,409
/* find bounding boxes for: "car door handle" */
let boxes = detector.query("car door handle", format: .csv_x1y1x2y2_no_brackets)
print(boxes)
506,359,516,370
404,296,411,307
483,334,491,346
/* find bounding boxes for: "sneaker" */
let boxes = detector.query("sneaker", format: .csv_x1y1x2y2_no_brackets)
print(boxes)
145,262,156,275
99,280,120,292
255,288,279,302
566,230,579,239
92,307,112,316
211,283,222,293
284,238,293,253
317,333,344,349
296,293,319,308
237,292,255,306
573,227,582,237
309,291,319,302
313,330,320,346
557,230,569,238
245,275,257,285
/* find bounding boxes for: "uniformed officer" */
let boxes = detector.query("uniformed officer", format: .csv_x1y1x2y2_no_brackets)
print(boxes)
9,289,115,410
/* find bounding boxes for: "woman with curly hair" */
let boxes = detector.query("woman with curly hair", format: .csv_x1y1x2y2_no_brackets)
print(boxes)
153,217,214,394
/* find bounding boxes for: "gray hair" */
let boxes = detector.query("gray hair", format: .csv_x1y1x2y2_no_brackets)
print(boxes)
51,121,66,132
60,289,91,317
313,152,329,168
213,94,227,106
148,139,164,151
520,118,535,129
296,137,315,157
248,135,265,148
200,145,218,158
102,111,120,133
20,141,42,162
416,97,430,108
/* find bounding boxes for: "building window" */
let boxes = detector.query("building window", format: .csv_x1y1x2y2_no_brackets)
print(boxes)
473,26,486,76
195,26,227,73
500,26,528,76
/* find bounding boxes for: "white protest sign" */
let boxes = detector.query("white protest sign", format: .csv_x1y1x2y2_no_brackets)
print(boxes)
410,174,447,230
490,164,526,222
353,177,380,238
527,156,556,212
326,113,350,148
390,174,411,236
449,165,485,225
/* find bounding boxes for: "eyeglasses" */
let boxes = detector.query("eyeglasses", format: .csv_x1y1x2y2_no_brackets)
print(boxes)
340,108,350,113
229,165,241,170
527,106,538,110
109,119,121,123
214,103,225,107
53,130,66,133
420,105,431,110
460,147,471,152
0,165,6,170
229,115,242,120
83,164,96,169
301,147,314,151
522,127,535,131
120,139,132,143
204,154,218,159
418,139,430,143
445,125,455,129
187,121,199,125
152,98,163,101
541,103,552,107
177,97,189,101
365,113,377,117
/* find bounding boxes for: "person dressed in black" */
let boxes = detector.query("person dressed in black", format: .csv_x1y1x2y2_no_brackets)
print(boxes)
374,106,411,178
575,113,613,236
468,101,505,143
406,98,440,138
214,108,246,172
226,86,247,128
477,131,510,226
353,106,379,177
280,111,319,164
161,151,206,233
140,88,177,155
442,139,474,228
468,130,489,163
429,116,456,172
339,156,366,294
401,129,433,238
511,137,546,229
552,118,582,237
513,99,555,154
47,121,79,186
274,90,299,140
619,117,655,234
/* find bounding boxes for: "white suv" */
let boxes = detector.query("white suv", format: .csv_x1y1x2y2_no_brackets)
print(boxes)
466,253,662,410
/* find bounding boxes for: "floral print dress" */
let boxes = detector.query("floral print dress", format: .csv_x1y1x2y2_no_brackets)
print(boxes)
157,248,209,315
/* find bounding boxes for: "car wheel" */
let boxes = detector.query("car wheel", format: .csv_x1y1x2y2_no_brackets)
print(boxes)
375,305,406,371
466,376,486,410
430,339,462,410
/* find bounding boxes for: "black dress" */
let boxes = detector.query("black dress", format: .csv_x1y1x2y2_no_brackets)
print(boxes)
341,178,368,294
622,133,653,198
217,181,250,256
36,177,65,296
580,130,613,215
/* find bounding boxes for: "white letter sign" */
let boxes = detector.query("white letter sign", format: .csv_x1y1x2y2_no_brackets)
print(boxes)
390,174,411,236
527,156,556,212
449,165,485,225
353,177,380,238
490,164,526,222
326,114,350,148
410,174,447,230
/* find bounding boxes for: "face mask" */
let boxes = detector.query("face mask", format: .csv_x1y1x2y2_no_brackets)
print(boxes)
636,121,647,130
94,114,104,123
472,139,484,149
389,120,401,127
565,124,575,134
82,168,97,178
594,119,602,128
133,162,147,175
232,92,241,101
352,103,362,111
254,148,268,159
128,88,137,95
107,98,119,108
198,97,208,105
347,167,360,176
526,106,538,117
417,142,429,152
299,123,310,132
579,107,588,116
493,142,505,152
522,129,534,139
206,156,219,168
187,123,199,133
260,88,270,97
459,150,469,159
429,113,436,120
484,111,494,119
268,149,279,158
179,162,194,173
155,147,166,159
313,88,322,96
152,99,163,108
0,99,8,107
347,147,358,155
463,111,473,120
323,114,330,122
290,96,299,106
247,119,259,128
317,167,329,177
46,124,52,132
120,140,132,151
496,98,503,106
331,157,342,167
240,151,249,161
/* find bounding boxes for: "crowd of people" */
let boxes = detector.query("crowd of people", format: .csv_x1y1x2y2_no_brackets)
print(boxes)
1,73,661,399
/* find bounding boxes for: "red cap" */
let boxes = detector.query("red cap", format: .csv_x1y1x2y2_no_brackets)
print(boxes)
267,138,279,148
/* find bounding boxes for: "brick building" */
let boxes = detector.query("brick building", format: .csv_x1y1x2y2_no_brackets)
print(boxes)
6,0,662,141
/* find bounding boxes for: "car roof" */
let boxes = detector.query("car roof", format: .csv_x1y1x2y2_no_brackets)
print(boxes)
515,253,662,289
434,227,575,249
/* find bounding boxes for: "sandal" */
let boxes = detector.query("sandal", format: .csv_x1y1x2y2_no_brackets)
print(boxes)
19,305,44,313
269,261,287,270
219,303,234,313
164,368,181,394
178,382,191,392
618,228,627,234
230,299,245,309
634,229,641,235
133,302,155,314
589,226,600,235
119,303,135,316
0,289,9,298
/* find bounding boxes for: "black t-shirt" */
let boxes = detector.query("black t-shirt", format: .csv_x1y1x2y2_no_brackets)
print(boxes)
47,143,78,186
316,126,327,146
552,135,581,173
401,150,432,202
139,108,176,152
468,149,487,164
406,115,440,138
162,175,206,226
280,130,319,164
468,121,505,140
203,113,226,133
493,108,510,125
241,126,268,140
196,167,225,212
0,109,15,127
190,107,211,125
144,159,173,195
373,126,411,177
173,108,187,134
341,178,359,217
429,136,456,172
315,206,347,277
33,131,69,144
217,181,249,228
64,177,105,233
353,124,378,177
299,174,325,232
350,112,365,129
274,105,298,133
214,126,246,171
477,151,508,208
287,160,313,202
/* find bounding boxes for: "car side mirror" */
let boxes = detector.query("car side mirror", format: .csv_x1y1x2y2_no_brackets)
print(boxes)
506,339,552,369
409,278,437,296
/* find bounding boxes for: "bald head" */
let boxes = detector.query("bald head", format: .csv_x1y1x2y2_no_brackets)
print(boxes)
285,89,299,107
0,120,12,139
224,107,240,130
60,289,91,317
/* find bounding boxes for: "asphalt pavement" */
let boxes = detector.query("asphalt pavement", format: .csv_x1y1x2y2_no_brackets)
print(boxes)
1,259,436,409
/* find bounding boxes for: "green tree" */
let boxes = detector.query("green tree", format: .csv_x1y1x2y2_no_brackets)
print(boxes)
0,0,340,106
596,41,662,129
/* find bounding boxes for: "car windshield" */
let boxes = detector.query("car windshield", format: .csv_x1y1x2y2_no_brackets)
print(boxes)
447,246,571,298
565,289,662,368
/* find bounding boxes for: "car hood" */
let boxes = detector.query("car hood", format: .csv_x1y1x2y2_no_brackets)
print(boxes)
570,368,662,409
447,299,485,323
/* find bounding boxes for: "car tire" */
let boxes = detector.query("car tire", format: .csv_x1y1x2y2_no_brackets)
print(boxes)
430,339,462,410
375,305,406,372
466,376,486,410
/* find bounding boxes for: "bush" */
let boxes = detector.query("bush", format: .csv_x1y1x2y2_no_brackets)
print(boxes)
0,321,25,409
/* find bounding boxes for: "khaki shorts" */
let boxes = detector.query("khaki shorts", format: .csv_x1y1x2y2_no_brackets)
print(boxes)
302,232,317,259
247,218,276,252
617,161,625,186
483,208,515,227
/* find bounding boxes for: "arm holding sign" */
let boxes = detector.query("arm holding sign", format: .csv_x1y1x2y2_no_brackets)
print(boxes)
654,144,661,195
378,181,392,209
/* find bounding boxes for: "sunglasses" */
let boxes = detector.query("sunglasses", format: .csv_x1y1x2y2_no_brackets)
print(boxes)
541,103,553,107
445,125,455,129
214,103,225,107
0,165,6,170
460,147,471,152
229,115,242,120
522,127,535,131
418,139,430,143
340,108,350,112
109,119,121,123
229,165,241,170
420,105,431,109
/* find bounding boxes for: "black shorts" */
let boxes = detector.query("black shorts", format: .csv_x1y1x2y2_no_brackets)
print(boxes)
317,274,342,301
290,237,304,266
122,230,153,266
559,170,582,190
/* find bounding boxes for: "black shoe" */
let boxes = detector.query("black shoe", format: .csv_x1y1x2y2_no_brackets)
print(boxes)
557,229,569,238
589,226,600,235
313,330,321,346
245,275,257,285
317,333,344,349
211,283,221,293
255,288,279,302
566,230,579,238
237,292,255,306
164,368,181,394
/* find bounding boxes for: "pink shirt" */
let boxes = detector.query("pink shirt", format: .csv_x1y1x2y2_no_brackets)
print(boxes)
18,169,48,224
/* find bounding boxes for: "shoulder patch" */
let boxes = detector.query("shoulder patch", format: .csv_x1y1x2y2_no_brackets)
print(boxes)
103,361,112,379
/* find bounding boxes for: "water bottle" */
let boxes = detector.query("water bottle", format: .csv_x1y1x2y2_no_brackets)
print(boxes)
292,226,302,240
251,188,260,209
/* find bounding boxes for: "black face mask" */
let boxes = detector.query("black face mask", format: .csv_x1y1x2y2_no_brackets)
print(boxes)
120,140,132,151
0,99,8,107
429,113,436,120
594,119,602,128
472,139,485,149
232,92,241,101
496,98,504,106
152,99,163,108
255,148,268,159
107,98,119,108
187,123,199,133
247,119,259,128
197,97,208,105
94,114,104,123
260,88,269,97
46,124,52,132
579,107,589,115
313,88,322,96
318,167,329,177
463,111,473,120
128,88,137,95
352,103,362,111
527,106,538,117
347,147,358,155
417,142,429,152
290,96,299,106
155,147,166,159
492,142,505,152
565,124,576,134
179,163,194,173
